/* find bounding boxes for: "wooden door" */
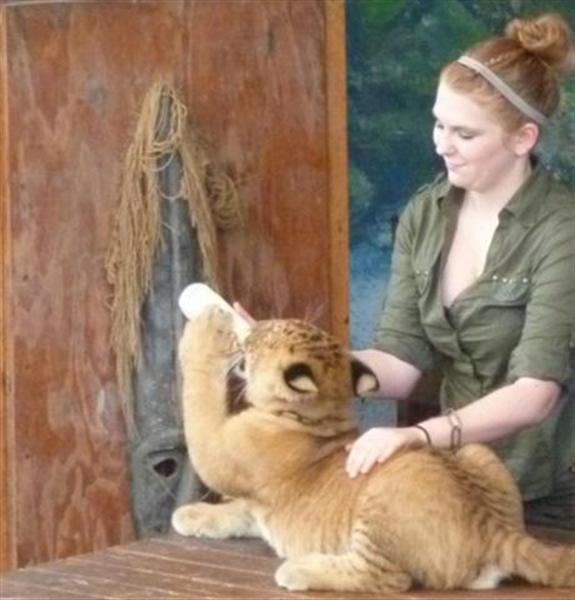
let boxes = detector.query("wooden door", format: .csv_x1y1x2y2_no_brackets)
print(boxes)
0,0,348,570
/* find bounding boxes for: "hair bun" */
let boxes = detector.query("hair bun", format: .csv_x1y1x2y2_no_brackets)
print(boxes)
506,13,575,74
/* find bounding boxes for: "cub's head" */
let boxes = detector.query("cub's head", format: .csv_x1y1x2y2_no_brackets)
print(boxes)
232,319,378,427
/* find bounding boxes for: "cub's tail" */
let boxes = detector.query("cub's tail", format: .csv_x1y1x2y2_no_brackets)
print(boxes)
489,527,574,587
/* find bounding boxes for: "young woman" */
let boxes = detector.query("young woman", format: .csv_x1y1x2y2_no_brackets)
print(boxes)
346,13,575,530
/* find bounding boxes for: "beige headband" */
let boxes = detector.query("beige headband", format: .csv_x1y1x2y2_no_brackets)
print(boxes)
457,55,548,125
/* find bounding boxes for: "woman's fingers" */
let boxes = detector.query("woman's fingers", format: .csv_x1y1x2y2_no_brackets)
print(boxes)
346,428,387,478
345,428,411,478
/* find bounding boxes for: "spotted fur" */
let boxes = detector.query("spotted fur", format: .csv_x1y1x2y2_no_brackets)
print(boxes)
172,308,574,593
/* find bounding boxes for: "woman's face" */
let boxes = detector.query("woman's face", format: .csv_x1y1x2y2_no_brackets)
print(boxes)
432,80,524,194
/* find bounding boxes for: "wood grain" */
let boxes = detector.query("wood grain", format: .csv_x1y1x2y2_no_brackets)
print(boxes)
3,1,192,565
183,0,336,330
1,0,349,569
325,0,350,344
1,533,573,599
0,5,17,574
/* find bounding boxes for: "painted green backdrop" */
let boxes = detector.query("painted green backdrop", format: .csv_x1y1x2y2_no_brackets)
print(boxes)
347,0,575,426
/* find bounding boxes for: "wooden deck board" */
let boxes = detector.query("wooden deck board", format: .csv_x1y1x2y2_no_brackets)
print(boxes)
1,532,573,599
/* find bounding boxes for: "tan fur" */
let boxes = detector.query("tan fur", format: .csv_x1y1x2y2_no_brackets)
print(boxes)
172,308,575,593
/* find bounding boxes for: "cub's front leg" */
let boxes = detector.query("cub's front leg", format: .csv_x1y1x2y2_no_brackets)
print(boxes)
179,307,239,437
179,307,247,496
172,498,260,539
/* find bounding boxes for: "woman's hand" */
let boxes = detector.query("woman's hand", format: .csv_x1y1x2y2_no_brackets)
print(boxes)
345,426,425,478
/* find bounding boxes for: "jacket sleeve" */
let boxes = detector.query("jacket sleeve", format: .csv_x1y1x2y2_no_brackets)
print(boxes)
374,195,435,372
508,205,575,385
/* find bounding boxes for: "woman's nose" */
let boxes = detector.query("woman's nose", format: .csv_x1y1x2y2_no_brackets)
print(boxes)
436,141,455,157
434,130,454,156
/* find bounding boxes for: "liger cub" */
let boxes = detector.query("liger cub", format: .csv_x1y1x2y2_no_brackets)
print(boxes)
172,307,575,594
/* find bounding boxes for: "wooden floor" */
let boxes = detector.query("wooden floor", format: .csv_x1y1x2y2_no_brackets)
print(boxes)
1,530,573,599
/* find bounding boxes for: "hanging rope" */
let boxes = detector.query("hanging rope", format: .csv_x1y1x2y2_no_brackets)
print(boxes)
105,81,241,422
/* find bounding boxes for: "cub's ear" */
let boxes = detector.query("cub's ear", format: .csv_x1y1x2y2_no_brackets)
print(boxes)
351,359,379,396
284,362,318,393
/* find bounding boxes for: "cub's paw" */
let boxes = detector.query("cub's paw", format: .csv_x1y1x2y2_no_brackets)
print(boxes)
179,307,238,362
171,503,230,539
275,558,318,592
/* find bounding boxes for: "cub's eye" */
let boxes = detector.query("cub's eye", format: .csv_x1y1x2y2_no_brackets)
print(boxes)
284,362,318,393
233,357,246,377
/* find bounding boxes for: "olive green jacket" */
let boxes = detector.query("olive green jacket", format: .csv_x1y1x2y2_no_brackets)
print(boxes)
376,164,575,500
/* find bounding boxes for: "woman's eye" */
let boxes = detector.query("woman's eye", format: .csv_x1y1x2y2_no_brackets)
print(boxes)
458,131,476,140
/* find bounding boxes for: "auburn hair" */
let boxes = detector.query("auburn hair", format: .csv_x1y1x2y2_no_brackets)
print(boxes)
441,13,575,132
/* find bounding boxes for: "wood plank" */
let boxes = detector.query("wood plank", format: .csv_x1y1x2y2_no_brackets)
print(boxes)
0,5,17,574
325,0,350,344
2,0,349,569
51,555,269,596
2,569,189,599
0,579,94,599
3,536,574,600
3,0,201,565
184,0,335,330
112,538,276,572
1,569,121,599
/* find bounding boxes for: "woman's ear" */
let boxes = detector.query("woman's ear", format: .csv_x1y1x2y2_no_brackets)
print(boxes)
512,122,540,156
351,359,379,396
